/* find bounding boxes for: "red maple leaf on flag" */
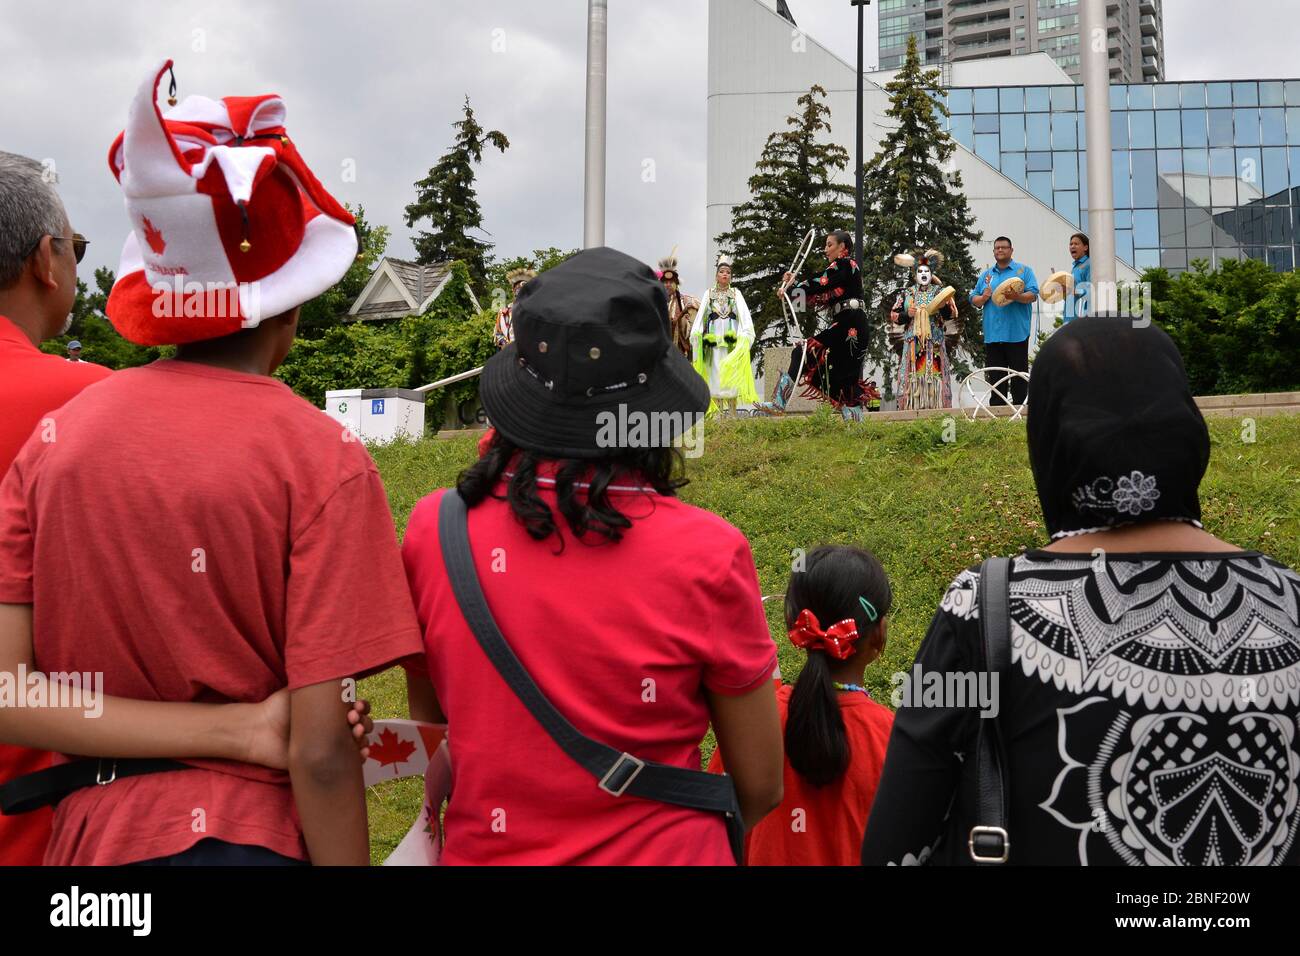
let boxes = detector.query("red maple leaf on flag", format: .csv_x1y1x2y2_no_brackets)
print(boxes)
368,728,417,776
142,216,166,255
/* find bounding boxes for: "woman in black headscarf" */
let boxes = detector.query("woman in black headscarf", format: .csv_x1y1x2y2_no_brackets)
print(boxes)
862,318,1300,866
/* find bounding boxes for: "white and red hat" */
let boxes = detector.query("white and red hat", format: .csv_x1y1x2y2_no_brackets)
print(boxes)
106,59,357,345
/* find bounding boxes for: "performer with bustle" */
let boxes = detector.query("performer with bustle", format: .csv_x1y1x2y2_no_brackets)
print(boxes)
889,250,959,410
657,250,699,358
493,267,536,349
690,254,757,417
756,230,876,421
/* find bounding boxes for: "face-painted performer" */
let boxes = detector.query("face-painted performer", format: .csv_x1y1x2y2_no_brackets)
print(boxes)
889,249,959,410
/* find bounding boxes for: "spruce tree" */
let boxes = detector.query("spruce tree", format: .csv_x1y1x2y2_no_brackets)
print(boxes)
715,85,854,342
405,96,509,296
859,34,984,392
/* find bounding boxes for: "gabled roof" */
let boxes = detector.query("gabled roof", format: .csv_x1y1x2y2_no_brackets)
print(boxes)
347,257,481,321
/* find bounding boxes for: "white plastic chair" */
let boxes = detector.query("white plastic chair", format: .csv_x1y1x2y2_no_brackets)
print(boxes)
959,367,1030,421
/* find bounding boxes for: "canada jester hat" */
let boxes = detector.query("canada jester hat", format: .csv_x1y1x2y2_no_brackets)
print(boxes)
106,60,357,345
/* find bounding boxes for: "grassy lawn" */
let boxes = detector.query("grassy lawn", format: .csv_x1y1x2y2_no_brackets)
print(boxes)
361,409,1300,862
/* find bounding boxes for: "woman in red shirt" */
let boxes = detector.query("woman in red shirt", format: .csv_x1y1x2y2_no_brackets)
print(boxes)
713,545,895,865
401,248,784,865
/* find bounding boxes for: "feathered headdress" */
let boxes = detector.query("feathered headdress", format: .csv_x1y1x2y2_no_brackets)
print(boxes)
657,245,681,282
715,252,734,269
506,267,537,287
893,248,943,284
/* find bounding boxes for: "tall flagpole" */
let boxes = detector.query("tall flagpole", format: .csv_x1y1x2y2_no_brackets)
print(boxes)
851,1,872,266
584,0,608,248
1080,0,1115,311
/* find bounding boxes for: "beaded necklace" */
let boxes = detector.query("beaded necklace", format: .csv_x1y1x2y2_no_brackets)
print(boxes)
707,286,735,319
832,682,871,699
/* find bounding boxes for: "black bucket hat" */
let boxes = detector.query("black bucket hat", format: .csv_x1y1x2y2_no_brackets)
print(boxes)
479,247,710,459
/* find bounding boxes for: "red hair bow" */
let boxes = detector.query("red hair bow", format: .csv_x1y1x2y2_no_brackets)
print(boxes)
788,609,859,660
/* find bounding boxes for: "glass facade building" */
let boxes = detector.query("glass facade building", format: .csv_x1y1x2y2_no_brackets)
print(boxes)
939,79,1300,272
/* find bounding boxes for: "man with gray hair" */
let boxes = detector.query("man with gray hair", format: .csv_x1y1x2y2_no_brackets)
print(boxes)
0,150,109,866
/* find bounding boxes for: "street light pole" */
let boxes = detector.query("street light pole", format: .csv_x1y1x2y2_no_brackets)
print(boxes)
1080,0,1116,311
851,1,871,266
583,0,608,249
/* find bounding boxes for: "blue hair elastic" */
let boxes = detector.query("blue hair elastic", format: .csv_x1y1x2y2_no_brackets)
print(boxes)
859,596,878,622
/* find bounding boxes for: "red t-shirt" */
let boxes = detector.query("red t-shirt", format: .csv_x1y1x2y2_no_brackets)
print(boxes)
0,359,423,865
710,682,894,866
402,483,777,865
0,314,111,866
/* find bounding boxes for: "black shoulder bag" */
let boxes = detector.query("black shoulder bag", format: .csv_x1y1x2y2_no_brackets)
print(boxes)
437,489,747,865
967,555,1012,864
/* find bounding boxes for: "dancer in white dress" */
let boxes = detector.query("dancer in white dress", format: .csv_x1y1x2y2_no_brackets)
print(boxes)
690,254,757,417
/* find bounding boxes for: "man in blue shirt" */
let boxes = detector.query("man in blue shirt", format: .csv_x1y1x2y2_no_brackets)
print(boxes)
971,236,1038,406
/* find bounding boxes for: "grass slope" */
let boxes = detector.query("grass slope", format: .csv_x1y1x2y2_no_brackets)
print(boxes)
361,408,1300,861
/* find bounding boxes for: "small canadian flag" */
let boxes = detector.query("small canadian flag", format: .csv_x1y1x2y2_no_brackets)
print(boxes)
361,719,450,866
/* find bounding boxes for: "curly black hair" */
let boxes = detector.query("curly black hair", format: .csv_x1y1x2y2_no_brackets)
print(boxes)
456,431,690,548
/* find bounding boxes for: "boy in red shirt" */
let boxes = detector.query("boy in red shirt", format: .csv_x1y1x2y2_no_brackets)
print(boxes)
0,61,420,864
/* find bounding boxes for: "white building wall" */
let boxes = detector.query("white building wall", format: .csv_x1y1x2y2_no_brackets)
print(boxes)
707,0,1138,296
872,51,1076,88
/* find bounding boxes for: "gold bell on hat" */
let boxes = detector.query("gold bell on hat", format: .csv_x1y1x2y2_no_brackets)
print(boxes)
237,201,252,252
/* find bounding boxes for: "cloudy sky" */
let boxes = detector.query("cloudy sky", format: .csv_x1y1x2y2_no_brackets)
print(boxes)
2,0,1296,293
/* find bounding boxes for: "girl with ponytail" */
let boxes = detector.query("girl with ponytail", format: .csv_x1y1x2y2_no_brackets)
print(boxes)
710,545,895,865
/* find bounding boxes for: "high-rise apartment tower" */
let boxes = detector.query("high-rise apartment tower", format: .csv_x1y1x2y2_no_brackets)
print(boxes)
878,0,1165,83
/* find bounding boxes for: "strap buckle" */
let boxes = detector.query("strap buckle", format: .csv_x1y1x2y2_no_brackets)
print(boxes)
597,753,645,797
95,759,117,786
968,825,1009,863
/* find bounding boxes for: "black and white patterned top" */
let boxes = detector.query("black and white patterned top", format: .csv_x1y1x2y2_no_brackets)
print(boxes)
861,550,1300,866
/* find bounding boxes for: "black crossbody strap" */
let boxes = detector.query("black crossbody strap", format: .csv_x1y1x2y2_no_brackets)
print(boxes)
969,556,1012,864
437,490,745,858
0,758,189,815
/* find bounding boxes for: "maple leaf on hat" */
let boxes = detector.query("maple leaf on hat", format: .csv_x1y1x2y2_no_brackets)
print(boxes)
142,216,165,255
368,727,417,776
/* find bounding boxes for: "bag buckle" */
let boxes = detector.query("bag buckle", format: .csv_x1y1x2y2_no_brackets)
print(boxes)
968,825,1009,863
95,759,117,786
598,753,645,797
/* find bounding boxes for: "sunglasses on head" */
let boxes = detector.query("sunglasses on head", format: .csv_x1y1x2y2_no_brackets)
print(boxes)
26,232,88,264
